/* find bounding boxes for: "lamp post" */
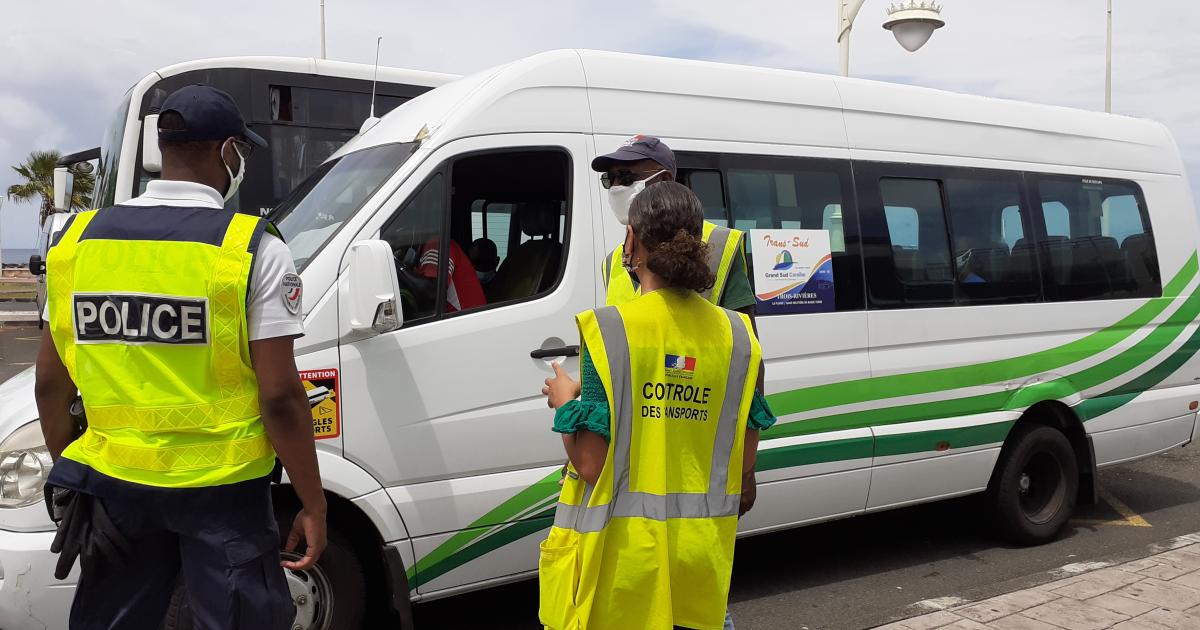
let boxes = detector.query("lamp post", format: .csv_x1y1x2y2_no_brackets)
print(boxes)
838,0,946,77
1105,0,1112,113
319,0,327,59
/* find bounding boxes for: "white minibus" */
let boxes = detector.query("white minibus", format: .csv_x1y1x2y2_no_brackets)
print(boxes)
0,49,1195,630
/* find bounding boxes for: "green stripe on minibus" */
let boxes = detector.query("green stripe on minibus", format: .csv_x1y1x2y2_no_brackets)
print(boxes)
767,253,1197,418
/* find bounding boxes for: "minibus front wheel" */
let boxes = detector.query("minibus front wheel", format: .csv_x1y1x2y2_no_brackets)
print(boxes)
161,508,367,630
988,423,1079,545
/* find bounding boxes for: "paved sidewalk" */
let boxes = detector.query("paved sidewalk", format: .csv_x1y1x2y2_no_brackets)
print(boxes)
876,533,1200,629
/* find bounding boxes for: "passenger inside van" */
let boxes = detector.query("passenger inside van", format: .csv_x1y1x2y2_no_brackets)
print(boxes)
469,238,500,286
418,238,487,312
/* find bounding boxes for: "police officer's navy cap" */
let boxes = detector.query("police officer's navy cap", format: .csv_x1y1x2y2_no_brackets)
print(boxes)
158,84,267,148
591,135,676,176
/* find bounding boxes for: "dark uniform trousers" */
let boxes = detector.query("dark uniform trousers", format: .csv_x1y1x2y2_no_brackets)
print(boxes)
52,462,295,630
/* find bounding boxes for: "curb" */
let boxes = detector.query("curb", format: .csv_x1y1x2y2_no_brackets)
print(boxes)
0,312,39,323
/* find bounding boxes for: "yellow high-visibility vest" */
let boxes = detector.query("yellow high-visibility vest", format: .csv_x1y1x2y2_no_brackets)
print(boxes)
539,289,761,630
46,206,276,488
602,222,744,306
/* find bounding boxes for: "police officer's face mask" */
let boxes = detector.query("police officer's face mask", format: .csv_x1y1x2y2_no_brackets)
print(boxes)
607,170,665,225
220,139,246,203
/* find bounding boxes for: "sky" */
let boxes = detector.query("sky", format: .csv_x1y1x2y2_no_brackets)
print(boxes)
1,0,1197,251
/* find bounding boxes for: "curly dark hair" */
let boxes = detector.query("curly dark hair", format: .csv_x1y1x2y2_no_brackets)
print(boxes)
628,182,714,293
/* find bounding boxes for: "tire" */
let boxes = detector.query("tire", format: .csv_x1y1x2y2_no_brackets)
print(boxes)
275,507,368,630
161,511,367,630
988,423,1079,545
161,581,192,630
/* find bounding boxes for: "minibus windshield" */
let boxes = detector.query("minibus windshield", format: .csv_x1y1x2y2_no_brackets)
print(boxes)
273,142,417,271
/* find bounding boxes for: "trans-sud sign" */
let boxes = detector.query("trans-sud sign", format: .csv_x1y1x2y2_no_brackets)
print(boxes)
749,229,835,314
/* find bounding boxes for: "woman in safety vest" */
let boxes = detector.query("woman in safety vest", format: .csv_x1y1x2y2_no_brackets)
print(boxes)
540,182,777,630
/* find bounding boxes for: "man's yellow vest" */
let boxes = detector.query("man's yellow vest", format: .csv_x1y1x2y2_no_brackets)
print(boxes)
602,222,744,306
46,206,276,488
539,290,761,630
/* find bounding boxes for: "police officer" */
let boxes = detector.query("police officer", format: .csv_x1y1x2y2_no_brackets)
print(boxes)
592,135,754,311
35,84,325,629
539,183,777,630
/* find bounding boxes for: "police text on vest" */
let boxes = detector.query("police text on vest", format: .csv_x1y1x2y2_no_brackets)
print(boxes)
73,293,209,345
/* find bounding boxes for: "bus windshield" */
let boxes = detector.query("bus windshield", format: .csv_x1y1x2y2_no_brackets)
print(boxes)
93,89,133,208
273,142,417,270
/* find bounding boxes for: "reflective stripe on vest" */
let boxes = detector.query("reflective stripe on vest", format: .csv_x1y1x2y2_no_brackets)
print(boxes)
46,206,275,488
601,222,744,307
553,305,753,533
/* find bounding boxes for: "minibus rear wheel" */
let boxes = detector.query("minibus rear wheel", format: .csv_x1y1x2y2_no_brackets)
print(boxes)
988,423,1078,545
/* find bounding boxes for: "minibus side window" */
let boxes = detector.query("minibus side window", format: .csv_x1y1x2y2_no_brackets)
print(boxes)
1033,177,1160,300
378,148,571,324
678,169,729,227
703,154,863,313
943,175,1039,305
452,150,569,312
876,178,956,306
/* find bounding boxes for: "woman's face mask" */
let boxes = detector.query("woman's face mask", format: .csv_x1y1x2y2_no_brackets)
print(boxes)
607,170,665,225
622,225,639,274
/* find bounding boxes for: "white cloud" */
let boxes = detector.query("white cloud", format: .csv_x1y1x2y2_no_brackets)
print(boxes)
1,0,1197,250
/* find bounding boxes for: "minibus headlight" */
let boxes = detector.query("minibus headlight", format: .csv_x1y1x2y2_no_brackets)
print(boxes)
0,421,53,508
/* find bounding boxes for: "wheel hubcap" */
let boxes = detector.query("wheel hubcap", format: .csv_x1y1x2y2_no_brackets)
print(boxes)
280,551,334,630
1018,451,1066,525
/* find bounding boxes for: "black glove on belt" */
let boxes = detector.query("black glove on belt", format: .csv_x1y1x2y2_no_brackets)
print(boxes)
45,485,131,580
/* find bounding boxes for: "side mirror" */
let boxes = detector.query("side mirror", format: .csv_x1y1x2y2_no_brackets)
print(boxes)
52,167,74,211
142,114,162,174
28,255,45,276
346,239,403,334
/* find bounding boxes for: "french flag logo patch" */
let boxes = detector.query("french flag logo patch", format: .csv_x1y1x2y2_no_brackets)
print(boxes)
665,355,697,372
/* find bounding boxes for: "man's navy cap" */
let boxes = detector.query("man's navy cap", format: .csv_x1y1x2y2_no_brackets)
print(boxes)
157,84,267,148
591,135,676,176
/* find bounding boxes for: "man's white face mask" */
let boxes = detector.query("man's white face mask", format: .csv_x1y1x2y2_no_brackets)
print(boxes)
221,139,246,203
607,170,666,225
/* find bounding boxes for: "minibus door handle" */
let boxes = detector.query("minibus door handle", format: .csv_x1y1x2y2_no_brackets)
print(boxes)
530,345,580,360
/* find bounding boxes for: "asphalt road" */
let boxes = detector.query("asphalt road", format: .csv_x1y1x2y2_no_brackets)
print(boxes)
4,325,1198,630
0,322,40,380
411,441,1200,630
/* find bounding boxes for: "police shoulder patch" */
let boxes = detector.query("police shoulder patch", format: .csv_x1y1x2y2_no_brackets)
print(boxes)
281,273,302,314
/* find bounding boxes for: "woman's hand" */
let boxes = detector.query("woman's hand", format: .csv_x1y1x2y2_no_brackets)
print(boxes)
543,362,581,410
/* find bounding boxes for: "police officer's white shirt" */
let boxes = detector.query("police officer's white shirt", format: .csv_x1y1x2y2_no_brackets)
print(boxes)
42,180,304,341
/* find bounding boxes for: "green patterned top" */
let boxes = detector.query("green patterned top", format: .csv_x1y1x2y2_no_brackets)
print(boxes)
553,347,776,441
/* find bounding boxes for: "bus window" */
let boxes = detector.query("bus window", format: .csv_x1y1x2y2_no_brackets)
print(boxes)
678,169,728,226
713,154,862,313
267,126,356,202
943,174,1038,305
878,178,956,306
1034,177,1159,300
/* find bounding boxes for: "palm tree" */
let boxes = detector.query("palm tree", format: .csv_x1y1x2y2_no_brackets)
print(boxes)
6,150,96,225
